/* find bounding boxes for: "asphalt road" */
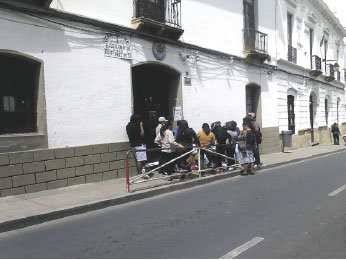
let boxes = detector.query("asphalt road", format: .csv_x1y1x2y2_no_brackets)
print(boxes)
1,151,346,258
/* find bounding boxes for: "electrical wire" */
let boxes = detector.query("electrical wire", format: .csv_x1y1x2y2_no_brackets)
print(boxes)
0,3,344,89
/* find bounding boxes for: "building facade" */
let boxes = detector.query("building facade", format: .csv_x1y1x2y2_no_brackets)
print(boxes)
0,0,345,195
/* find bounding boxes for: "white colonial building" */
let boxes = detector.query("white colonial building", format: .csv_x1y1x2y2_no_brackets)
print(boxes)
0,0,345,153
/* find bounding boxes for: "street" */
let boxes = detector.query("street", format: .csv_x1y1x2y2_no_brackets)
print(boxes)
0,151,346,258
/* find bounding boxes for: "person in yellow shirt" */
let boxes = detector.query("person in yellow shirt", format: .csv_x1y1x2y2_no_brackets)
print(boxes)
197,123,215,170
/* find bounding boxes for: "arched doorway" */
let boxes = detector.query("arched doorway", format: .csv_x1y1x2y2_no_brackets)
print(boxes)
309,92,318,143
131,63,181,150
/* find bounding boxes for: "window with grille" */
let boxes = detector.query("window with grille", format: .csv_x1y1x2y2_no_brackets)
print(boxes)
287,95,295,134
0,54,38,134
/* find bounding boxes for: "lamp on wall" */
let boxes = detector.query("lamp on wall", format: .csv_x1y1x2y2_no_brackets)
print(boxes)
322,59,340,72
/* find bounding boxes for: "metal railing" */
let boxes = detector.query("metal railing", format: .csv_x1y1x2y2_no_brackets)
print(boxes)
288,45,297,64
326,64,335,78
311,55,321,71
125,145,242,192
288,114,295,135
133,0,182,28
243,28,268,54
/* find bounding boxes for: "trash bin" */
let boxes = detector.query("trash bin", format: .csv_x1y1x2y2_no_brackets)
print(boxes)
282,130,293,149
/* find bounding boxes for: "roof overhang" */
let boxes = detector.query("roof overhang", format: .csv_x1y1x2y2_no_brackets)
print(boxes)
11,0,52,8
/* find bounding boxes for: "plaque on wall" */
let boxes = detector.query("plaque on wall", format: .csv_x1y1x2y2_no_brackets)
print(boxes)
104,34,132,60
152,42,166,60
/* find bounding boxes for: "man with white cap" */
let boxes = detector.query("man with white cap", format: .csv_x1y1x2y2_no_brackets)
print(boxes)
156,116,168,137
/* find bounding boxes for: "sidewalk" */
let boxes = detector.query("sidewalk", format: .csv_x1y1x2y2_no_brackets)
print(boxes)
1,144,345,233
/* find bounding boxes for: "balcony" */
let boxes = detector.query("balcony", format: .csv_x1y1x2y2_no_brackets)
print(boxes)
287,45,297,64
131,0,184,40
243,28,270,63
325,64,335,82
309,55,322,77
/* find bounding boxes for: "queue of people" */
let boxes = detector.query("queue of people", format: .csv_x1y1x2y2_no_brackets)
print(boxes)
126,113,263,178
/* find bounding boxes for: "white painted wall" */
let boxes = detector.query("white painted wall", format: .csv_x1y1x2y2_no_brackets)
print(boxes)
1,0,345,148
51,0,344,74
276,0,345,74
0,6,280,148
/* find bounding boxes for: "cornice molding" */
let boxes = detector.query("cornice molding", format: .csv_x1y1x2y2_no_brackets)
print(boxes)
312,0,346,37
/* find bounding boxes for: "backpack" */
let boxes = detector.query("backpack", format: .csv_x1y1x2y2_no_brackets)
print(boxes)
255,131,262,144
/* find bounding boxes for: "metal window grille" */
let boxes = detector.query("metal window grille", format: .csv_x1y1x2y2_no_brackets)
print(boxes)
133,0,182,28
243,28,268,54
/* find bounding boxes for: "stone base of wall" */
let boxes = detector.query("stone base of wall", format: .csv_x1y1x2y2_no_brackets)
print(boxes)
290,124,344,149
260,127,281,155
0,142,139,198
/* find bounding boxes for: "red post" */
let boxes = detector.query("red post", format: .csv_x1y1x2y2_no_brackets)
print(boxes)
125,150,131,192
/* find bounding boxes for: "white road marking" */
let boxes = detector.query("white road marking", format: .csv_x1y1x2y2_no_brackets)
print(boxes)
328,185,346,197
220,237,264,259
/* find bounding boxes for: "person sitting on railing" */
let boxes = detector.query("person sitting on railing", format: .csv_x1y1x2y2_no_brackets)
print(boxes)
197,123,216,170
155,121,184,176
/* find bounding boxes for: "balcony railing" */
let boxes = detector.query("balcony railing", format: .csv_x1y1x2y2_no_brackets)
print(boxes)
133,0,181,28
326,64,335,78
311,55,321,71
243,28,268,54
288,45,297,64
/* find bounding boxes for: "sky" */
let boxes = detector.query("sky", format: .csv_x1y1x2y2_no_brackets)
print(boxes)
323,0,346,27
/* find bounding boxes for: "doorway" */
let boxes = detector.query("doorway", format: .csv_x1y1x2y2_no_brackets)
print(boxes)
309,93,317,143
132,63,181,151
246,84,261,125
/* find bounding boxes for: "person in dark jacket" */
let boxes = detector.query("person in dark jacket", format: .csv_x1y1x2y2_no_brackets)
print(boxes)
212,121,230,168
226,121,240,167
247,113,262,168
331,123,341,145
176,120,200,173
126,114,147,175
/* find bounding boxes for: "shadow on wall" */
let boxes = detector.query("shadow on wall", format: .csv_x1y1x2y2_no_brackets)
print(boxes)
2,12,71,53
65,35,105,51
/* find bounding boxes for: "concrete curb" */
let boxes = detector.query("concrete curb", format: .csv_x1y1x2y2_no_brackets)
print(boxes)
1,147,345,233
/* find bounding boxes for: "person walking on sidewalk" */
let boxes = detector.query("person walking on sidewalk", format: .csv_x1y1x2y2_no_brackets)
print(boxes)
126,114,147,176
236,121,255,175
331,123,341,145
248,113,262,168
155,122,184,175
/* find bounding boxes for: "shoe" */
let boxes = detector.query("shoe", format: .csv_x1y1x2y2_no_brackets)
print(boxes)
228,166,234,171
